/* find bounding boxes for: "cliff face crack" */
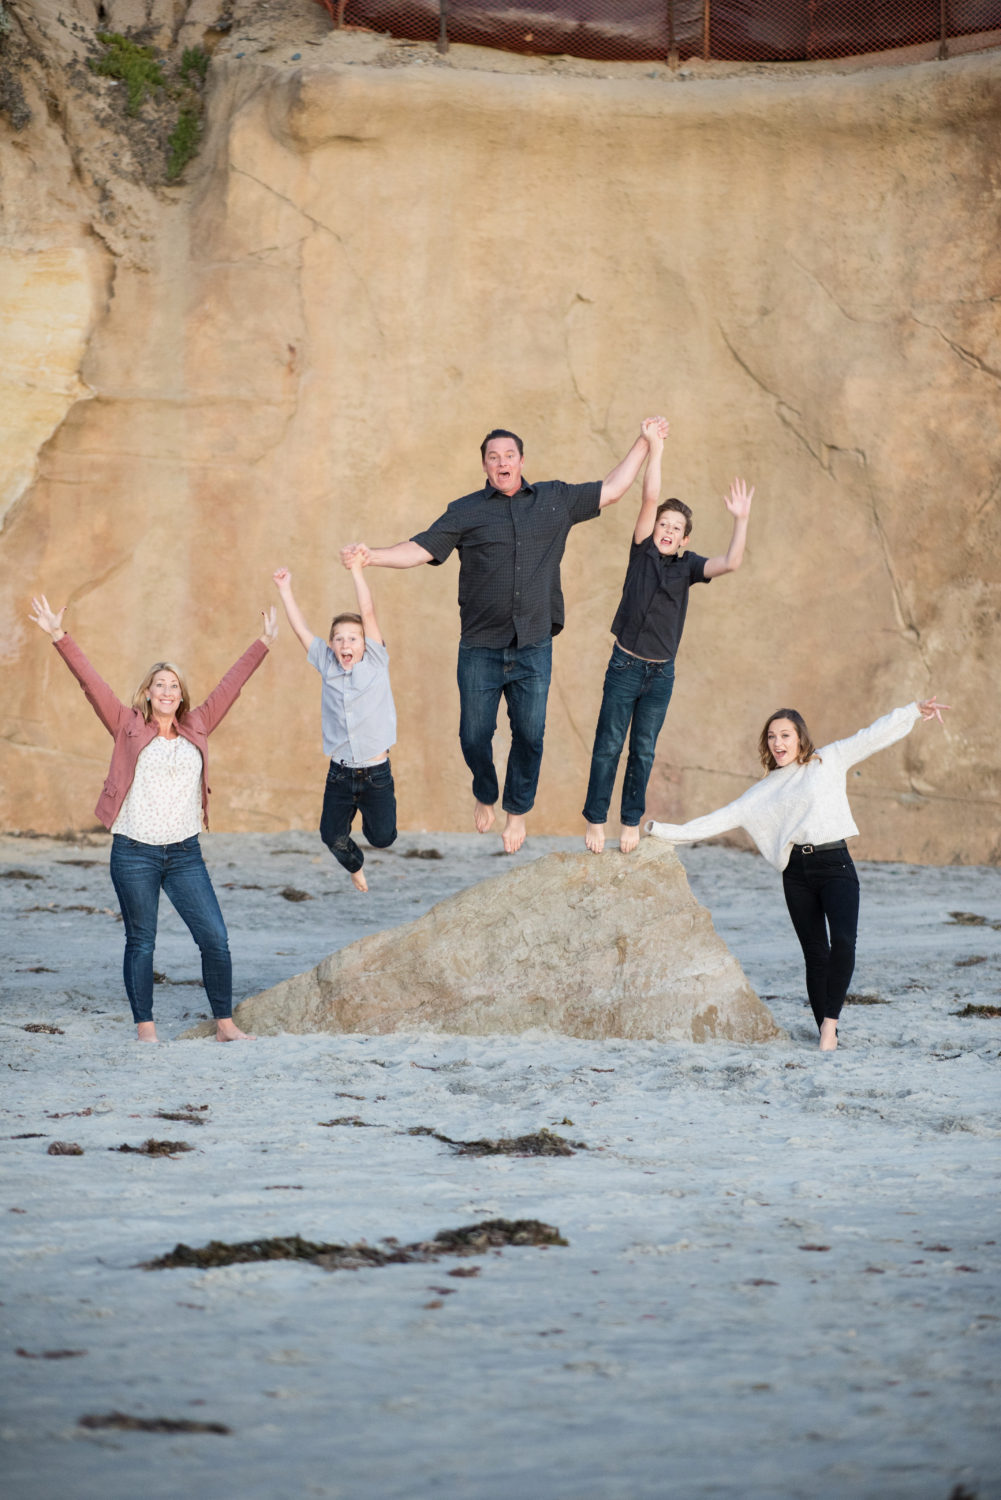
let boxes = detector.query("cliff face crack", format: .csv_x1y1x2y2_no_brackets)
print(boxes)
230,165,387,344
910,316,1001,386
718,325,927,665
564,293,612,451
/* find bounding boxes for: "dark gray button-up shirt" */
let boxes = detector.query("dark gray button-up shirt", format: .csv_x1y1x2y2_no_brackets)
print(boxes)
611,539,710,662
412,479,602,648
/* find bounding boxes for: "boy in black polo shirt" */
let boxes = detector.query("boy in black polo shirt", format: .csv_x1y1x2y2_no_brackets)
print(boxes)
582,420,754,853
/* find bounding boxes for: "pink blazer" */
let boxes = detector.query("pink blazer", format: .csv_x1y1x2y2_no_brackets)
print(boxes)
54,634,269,831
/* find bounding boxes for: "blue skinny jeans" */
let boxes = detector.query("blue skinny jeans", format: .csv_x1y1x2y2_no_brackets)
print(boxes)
582,644,675,827
109,834,232,1024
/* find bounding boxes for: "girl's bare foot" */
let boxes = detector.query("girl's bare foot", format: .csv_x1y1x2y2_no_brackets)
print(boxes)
819,1018,838,1052
502,813,526,853
619,825,640,854
215,1019,256,1042
351,868,368,892
136,1021,158,1043
584,822,605,853
474,800,495,834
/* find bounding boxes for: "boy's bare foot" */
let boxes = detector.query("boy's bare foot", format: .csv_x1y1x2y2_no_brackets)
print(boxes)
502,813,526,853
215,1019,256,1042
351,868,369,892
584,822,605,853
819,1018,838,1052
136,1021,158,1043
474,800,495,834
619,825,640,854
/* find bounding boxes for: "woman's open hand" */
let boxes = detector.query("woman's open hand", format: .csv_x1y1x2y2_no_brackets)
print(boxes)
918,695,950,724
259,606,279,648
29,595,66,639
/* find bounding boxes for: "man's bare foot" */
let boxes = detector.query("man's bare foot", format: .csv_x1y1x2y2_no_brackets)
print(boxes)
584,822,606,853
619,824,640,854
136,1021,158,1043
215,1019,256,1042
474,800,496,834
502,813,527,854
819,1018,838,1052
351,868,369,892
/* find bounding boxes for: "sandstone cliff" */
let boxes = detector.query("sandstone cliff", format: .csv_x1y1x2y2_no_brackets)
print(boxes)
2,2,998,861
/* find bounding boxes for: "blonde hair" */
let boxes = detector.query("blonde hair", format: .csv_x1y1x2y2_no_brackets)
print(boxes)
132,661,190,723
758,708,820,773
329,612,363,639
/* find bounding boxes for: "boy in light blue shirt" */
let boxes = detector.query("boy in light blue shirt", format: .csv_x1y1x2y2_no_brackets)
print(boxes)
273,556,397,891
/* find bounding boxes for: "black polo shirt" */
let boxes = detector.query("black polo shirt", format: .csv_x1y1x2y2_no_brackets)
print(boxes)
412,478,602,648
610,538,710,661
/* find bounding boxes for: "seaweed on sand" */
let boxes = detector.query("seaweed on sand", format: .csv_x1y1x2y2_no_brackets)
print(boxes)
79,1411,230,1434
407,1126,585,1156
113,1139,194,1156
141,1218,566,1271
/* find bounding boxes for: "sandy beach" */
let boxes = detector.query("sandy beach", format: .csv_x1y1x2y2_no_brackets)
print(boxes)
2,829,999,1500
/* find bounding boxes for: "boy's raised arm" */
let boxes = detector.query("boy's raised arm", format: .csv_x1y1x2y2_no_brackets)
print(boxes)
348,552,384,646
703,478,754,579
633,418,667,543
272,568,315,651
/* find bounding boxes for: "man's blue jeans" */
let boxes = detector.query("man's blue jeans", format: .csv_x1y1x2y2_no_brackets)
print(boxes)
109,834,232,1024
582,644,675,828
457,639,552,815
319,759,397,874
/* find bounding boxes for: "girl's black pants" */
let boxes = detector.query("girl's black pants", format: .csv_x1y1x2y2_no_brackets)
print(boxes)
782,844,860,1028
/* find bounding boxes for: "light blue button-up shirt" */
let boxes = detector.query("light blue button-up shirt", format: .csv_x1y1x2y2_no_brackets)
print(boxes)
307,636,396,766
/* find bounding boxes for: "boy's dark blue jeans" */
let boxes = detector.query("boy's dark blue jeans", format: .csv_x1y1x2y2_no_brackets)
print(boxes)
457,639,552,815
320,759,397,874
582,644,675,828
109,833,232,1024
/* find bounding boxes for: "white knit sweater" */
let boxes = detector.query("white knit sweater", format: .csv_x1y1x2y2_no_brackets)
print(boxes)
647,703,921,871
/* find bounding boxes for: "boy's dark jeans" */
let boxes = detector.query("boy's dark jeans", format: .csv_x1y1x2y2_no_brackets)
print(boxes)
782,845,860,1027
320,759,397,874
582,645,675,827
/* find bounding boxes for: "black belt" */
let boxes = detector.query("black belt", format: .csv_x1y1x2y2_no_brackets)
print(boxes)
791,839,847,854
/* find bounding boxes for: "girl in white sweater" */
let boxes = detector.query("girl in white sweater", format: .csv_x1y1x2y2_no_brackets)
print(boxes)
646,697,949,1051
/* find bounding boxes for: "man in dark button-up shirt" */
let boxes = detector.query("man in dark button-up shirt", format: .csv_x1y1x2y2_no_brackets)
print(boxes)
340,420,663,853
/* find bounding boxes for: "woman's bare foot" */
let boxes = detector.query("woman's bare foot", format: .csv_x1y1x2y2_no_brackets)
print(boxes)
502,813,526,853
619,825,640,854
819,1018,838,1052
136,1021,158,1043
215,1019,256,1042
351,868,368,892
584,822,605,853
474,800,496,834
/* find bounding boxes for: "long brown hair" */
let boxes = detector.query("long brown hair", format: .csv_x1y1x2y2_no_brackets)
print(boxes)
132,661,190,723
758,708,820,772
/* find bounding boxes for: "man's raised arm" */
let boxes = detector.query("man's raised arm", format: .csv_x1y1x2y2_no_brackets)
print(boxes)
599,416,667,509
339,541,433,570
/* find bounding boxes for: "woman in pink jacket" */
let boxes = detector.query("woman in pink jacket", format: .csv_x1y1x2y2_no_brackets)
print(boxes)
30,594,278,1043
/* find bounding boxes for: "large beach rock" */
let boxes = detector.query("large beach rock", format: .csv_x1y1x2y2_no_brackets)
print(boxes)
189,842,784,1043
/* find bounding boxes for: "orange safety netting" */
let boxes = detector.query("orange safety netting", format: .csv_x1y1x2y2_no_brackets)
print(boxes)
313,0,1000,62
